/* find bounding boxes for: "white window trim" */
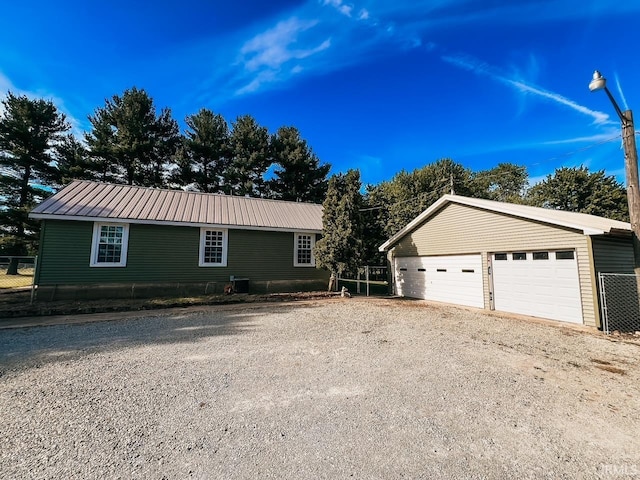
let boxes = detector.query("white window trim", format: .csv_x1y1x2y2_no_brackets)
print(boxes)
294,232,316,267
90,222,130,267
199,228,228,267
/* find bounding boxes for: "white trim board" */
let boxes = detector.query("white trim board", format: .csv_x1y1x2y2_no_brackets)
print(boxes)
30,213,322,235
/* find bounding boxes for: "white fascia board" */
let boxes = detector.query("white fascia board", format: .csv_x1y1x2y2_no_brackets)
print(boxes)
449,195,611,235
377,194,609,252
28,213,322,234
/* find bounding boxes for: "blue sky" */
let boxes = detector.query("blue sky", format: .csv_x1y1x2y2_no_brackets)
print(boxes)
1,0,638,187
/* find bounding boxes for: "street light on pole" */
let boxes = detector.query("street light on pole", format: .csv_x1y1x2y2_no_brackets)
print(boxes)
589,70,640,277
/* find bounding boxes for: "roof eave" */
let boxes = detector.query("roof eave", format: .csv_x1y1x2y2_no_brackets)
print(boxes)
603,228,633,237
29,213,323,234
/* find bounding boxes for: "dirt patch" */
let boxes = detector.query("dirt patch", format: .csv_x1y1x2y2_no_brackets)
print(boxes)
590,359,627,375
594,364,627,375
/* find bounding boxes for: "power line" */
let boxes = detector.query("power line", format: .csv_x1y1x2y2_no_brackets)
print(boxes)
527,133,623,167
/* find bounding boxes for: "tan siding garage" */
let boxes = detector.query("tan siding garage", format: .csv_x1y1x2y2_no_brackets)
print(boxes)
380,195,633,328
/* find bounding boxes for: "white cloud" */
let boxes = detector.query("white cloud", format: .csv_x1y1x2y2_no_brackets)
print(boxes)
194,0,640,103
540,132,620,146
235,17,332,95
441,53,614,126
323,0,353,17
241,18,325,71
235,70,278,96
0,71,14,94
614,72,629,111
0,71,84,137
508,79,611,125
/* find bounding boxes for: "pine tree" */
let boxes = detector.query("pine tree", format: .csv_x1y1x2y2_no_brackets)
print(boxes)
225,115,271,197
85,87,179,186
0,92,69,272
269,126,330,203
172,109,230,193
54,134,95,186
314,170,363,286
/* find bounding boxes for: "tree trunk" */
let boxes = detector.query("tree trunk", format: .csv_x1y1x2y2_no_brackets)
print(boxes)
6,258,19,275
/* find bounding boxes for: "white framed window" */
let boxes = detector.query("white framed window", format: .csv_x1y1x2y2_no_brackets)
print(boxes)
90,223,129,267
199,228,228,267
294,232,316,267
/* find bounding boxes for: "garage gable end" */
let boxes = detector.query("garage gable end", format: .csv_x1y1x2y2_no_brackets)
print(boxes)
392,203,588,258
379,194,631,253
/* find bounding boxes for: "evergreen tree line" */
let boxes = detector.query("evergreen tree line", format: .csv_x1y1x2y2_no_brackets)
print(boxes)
0,89,330,257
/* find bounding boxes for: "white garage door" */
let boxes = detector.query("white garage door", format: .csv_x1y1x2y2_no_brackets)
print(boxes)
394,255,484,308
491,250,583,324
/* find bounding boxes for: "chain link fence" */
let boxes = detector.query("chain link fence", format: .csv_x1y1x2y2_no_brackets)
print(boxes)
0,256,37,291
598,273,640,334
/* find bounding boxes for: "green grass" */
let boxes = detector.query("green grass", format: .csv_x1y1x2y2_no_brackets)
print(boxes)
0,268,35,289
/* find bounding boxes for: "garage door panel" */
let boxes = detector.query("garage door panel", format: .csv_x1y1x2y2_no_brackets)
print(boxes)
492,251,582,324
395,255,484,308
424,255,483,307
394,259,427,299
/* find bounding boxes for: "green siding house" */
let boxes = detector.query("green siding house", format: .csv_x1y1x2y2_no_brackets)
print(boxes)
30,181,329,300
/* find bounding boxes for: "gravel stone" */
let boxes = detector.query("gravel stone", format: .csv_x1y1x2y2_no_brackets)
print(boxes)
1,298,639,479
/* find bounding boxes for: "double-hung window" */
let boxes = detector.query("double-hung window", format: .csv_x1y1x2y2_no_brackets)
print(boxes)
294,233,315,267
90,223,129,267
199,228,228,267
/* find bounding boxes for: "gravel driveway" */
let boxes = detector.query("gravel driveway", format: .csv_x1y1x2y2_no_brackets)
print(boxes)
1,298,639,479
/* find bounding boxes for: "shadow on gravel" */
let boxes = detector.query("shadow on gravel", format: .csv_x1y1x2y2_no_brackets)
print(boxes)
0,304,308,367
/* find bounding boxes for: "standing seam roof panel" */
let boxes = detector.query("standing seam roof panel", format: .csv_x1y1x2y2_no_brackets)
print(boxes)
61,182,96,217
185,193,197,223
164,190,180,222
255,200,270,228
94,184,128,218
119,187,145,219
152,190,166,221
30,181,323,231
41,182,84,215
132,189,151,219
74,183,114,217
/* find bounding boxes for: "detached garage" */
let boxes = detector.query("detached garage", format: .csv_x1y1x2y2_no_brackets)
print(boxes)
379,195,634,328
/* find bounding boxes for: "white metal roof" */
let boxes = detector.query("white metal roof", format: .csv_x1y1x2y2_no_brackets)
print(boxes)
379,194,632,252
30,181,323,233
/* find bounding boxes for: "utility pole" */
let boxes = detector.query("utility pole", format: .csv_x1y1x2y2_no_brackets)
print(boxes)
589,71,640,276
621,109,640,277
